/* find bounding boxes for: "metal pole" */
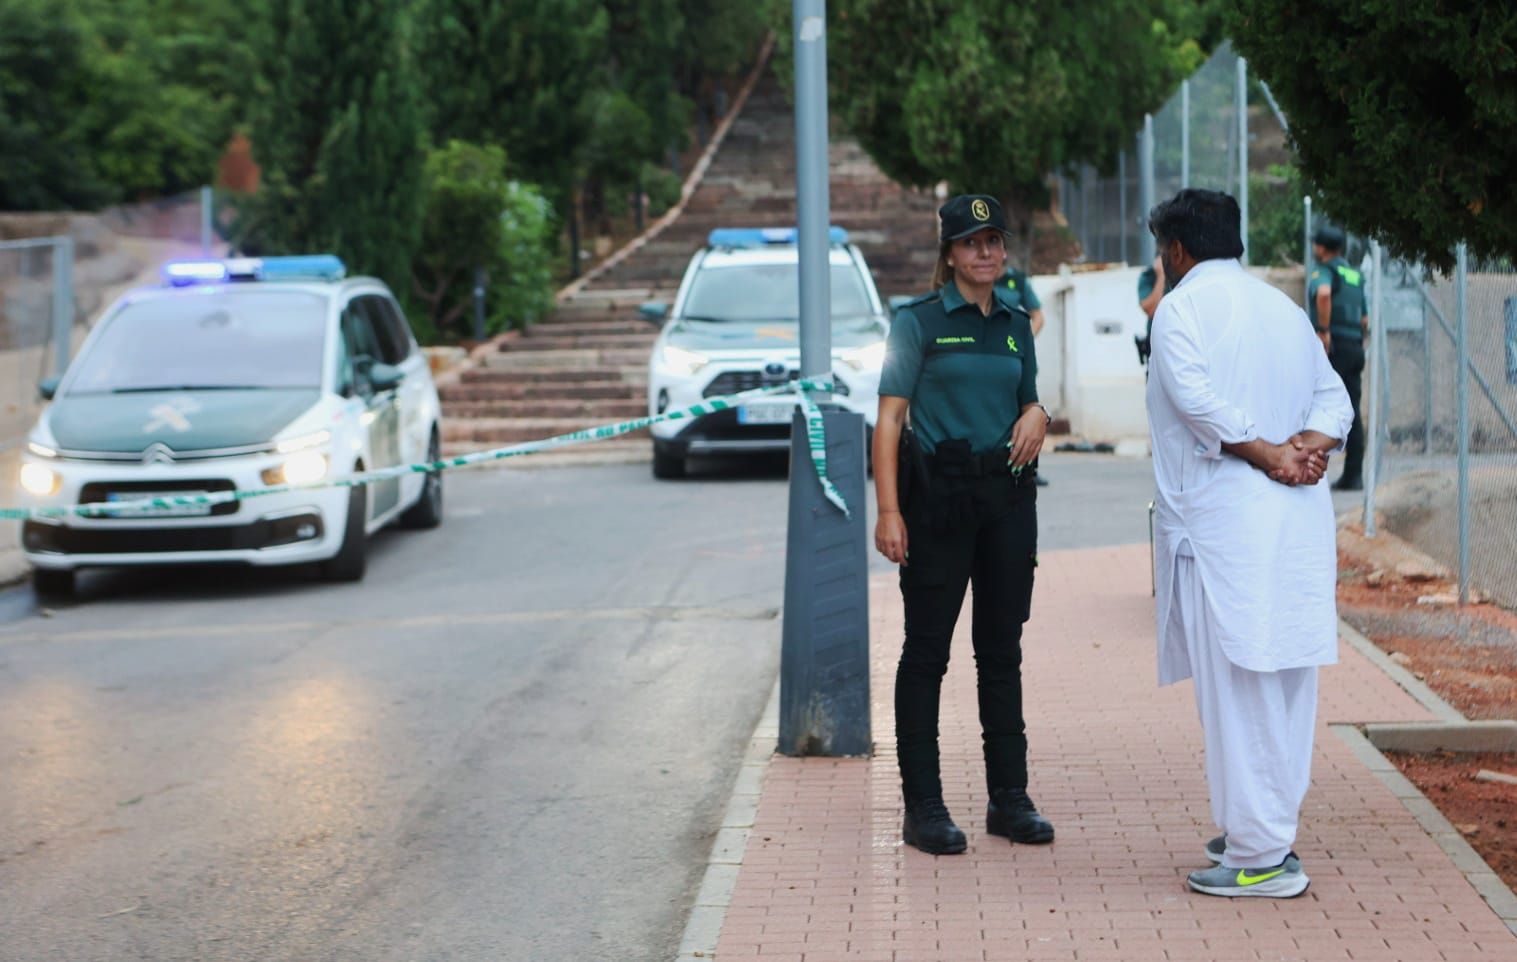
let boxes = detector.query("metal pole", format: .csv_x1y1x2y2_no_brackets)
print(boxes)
1455,243,1471,605
1180,81,1190,189
200,185,214,255
1422,291,1433,453
1118,151,1129,264
1237,57,1249,265
780,0,869,757
51,237,74,378
1365,241,1384,536
1139,114,1156,265
1303,196,1313,306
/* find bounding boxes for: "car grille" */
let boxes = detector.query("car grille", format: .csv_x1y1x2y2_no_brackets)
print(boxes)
23,513,323,554
702,369,850,398
79,479,240,518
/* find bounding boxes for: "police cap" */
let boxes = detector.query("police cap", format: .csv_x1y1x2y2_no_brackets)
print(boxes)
1312,224,1346,251
939,194,1009,243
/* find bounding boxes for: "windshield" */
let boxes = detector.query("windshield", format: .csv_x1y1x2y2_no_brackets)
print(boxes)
65,290,328,395
681,263,875,322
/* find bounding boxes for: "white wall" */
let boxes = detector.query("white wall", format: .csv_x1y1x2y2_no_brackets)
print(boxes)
1031,266,1150,441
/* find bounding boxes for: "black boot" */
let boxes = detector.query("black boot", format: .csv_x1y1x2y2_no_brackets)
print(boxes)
986,789,1055,844
902,797,967,855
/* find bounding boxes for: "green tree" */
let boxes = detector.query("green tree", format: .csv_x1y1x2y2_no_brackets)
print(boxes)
816,1,1210,229
412,0,609,206
238,0,424,290
1230,2,1517,271
1248,164,1305,267
411,141,555,341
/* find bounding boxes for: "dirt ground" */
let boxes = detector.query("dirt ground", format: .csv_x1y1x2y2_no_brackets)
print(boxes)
1384,751,1517,894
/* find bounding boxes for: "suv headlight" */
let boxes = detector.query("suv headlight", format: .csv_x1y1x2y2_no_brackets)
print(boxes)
658,344,709,376
262,450,330,486
841,341,887,371
19,462,60,496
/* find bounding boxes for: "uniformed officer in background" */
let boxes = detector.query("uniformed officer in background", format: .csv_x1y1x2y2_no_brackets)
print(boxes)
872,194,1055,855
1309,224,1369,490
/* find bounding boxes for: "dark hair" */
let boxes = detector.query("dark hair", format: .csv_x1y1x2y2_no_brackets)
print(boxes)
1147,189,1244,262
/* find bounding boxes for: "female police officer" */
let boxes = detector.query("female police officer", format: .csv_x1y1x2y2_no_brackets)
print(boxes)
872,194,1054,855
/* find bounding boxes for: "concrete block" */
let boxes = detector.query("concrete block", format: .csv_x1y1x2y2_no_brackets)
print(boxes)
1364,721,1517,754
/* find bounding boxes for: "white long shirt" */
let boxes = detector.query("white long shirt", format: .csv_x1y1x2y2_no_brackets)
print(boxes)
1146,258,1354,684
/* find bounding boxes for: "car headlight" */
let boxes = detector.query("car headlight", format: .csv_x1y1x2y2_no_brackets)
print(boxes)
658,344,709,376
19,462,60,497
841,341,887,371
262,451,329,486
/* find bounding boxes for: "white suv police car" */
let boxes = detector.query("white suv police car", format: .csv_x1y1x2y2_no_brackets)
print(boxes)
17,255,443,595
641,227,887,478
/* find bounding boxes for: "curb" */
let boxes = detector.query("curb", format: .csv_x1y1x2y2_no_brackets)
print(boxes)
675,678,778,961
1331,724,1517,937
1338,617,1465,722
1364,720,1517,754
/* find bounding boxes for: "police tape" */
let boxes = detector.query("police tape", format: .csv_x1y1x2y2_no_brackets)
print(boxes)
1,378,852,522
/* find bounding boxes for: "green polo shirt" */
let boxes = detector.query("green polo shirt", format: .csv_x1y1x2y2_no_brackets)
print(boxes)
1308,256,1369,341
880,280,1038,455
1137,267,1158,303
998,268,1042,313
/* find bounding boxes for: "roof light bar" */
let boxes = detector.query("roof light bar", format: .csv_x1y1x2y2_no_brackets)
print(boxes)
161,254,347,286
707,226,849,249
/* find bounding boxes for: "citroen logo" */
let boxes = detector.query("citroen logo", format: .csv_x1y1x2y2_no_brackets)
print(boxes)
142,443,176,465
763,362,788,380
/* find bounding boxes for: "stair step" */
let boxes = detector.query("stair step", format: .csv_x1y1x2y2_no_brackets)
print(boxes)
500,334,655,352
442,382,643,402
442,417,651,445
442,398,647,419
480,348,649,370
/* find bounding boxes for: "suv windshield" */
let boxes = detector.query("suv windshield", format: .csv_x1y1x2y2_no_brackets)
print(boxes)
65,290,328,395
682,263,874,322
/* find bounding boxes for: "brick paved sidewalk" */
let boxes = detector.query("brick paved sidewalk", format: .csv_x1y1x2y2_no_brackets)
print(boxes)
713,544,1517,961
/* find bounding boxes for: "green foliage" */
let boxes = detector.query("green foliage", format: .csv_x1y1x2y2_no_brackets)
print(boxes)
410,141,555,342
1230,1,1517,271
0,0,240,208
641,162,683,216
412,0,610,204
1248,164,1305,267
238,0,424,291
815,1,1212,219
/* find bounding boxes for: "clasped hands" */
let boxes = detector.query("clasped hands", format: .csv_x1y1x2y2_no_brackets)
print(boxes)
1264,431,1334,486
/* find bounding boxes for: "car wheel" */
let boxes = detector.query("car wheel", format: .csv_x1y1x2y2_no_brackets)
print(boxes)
32,568,75,598
399,430,443,530
321,483,368,582
652,443,686,480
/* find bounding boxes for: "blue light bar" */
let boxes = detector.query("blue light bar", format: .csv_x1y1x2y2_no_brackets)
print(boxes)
161,254,347,286
706,226,849,249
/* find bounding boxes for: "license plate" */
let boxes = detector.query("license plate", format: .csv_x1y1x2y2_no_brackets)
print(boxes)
104,490,213,518
737,403,795,425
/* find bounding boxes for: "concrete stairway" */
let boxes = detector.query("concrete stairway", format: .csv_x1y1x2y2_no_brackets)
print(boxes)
441,69,944,455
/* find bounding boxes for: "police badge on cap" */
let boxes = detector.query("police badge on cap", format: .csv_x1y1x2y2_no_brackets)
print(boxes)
939,194,1010,243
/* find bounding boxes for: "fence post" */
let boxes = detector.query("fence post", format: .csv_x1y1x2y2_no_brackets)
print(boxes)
1139,114,1155,266
51,237,74,379
1302,196,1313,306
1180,80,1190,189
1118,151,1129,265
1364,241,1384,536
1237,57,1249,265
1422,291,1434,453
1455,243,1470,605
200,186,214,255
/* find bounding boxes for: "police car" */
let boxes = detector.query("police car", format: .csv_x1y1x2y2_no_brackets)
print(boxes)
16,255,443,595
641,227,887,478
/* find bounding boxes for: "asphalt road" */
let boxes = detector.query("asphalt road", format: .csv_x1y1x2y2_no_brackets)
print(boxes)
0,452,1158,962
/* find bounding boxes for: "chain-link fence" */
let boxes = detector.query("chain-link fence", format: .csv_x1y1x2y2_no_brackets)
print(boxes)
0,237,72,452
1056,43,1281,270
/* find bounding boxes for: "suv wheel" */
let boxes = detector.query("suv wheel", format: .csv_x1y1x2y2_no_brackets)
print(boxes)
32,568,75,598
652,443,686,479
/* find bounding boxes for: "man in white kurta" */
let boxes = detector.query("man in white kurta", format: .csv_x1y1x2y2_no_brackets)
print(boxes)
1145,189,1354,898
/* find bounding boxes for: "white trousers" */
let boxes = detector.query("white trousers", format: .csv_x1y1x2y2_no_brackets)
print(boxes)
1176,554,1318,869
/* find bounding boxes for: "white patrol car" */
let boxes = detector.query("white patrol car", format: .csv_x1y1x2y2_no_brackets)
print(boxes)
640,227,888,478
16,255,443,596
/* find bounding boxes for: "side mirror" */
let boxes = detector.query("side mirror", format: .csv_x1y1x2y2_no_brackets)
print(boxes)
38,376,60,401
638,301,669,325
888,295,914,313
367,362,405,393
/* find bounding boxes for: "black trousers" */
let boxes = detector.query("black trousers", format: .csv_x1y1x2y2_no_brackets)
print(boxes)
895,474,1037,803
1331,337,1366,482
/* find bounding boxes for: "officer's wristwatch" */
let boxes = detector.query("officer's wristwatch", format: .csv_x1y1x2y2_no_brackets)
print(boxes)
1031,403,1052,426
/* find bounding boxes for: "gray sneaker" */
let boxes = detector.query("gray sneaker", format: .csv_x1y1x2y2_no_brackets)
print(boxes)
1205,834,1226,864
1187,852,1310,898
